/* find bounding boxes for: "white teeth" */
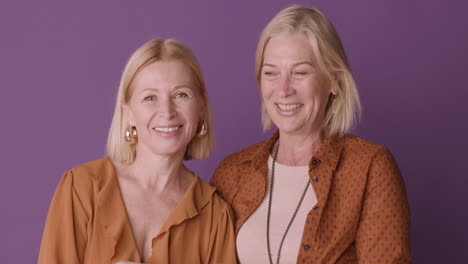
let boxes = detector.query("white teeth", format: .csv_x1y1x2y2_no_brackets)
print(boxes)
154,126,179,132
277,103,302,111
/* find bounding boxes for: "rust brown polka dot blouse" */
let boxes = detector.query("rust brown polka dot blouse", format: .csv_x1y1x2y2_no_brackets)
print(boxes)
211,132,411,263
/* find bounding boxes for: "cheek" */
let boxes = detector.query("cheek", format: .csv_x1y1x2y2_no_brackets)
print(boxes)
306,87,331,115
260,82,275,100
133,105,155,122
303,78,329,98
179,101,202,123
127,104,146,124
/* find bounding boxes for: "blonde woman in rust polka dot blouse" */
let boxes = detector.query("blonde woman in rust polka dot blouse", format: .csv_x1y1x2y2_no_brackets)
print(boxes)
211,5,411,264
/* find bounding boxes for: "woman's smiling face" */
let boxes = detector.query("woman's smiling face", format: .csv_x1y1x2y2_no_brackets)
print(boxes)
126,59,203,158
260,32,334,136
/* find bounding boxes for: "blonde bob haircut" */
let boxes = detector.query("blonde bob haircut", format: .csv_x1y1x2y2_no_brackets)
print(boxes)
256,5,361,136
106,39,214,163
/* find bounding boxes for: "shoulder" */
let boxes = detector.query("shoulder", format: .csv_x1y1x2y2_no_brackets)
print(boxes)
210,190,234,214
65,157,115,191
218,139,268,167
218,139,270,172
341,135,401,181
343,134,384,152
208,189,236,228
72,157,114,179
211,139,267,191
50,158,113,214
193,176,234,219
342,134,392,160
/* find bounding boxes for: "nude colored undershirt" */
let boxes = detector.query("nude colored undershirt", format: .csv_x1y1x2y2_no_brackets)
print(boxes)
236,156,318,264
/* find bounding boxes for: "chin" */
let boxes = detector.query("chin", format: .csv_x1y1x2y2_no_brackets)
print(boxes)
153,149,184,157
149,143,187,157
274,122,300,134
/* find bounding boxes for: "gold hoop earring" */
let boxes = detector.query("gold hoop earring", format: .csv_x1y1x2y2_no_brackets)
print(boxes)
125,125,138,144
197,120,207,137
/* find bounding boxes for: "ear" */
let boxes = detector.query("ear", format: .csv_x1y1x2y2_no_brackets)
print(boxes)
330,72,339,95
330,81,338,95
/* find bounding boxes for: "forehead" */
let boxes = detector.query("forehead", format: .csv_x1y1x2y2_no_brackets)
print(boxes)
132,59,195,89
263,32,316,64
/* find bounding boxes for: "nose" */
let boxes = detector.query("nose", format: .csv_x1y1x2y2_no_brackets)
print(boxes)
158,98,176,119
278,74,295,98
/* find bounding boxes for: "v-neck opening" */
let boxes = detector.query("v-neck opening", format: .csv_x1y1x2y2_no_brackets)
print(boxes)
109,158,198,262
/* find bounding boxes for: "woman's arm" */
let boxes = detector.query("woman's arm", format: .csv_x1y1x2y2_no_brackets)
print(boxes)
355,147,411,263
207,198,238,264
210,156,239,205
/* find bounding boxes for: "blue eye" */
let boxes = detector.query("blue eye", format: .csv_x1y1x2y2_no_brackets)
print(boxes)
175,92,189,99
144,95,156,101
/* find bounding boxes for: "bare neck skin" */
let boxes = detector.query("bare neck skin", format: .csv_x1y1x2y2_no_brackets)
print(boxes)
275,129,325,166
117,145,193,193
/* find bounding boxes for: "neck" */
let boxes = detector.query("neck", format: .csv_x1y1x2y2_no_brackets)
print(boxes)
124,146,191,193
275,130,325,166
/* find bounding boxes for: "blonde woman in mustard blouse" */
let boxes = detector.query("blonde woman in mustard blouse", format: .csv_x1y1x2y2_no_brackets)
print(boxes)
38,39,237,264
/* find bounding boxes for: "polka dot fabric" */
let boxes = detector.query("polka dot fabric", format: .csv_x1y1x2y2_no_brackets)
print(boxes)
211,132,411,263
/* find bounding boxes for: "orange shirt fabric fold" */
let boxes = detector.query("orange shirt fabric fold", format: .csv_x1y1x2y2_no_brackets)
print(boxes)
38,157,237,264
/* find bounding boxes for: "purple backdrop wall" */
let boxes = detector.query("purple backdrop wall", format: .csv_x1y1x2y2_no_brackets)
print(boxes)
2,0,467,262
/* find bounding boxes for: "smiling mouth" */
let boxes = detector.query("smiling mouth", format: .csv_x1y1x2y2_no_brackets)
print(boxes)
153,125,182,132
276,103,303,111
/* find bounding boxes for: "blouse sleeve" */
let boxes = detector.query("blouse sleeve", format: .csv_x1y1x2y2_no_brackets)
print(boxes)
210,157,239,205
207,199,238,264
355,147,412,263
38,170,91,264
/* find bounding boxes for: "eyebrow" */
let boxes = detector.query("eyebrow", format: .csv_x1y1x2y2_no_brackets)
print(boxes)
138,85,194,94
138,88,158,94
262,61,314,68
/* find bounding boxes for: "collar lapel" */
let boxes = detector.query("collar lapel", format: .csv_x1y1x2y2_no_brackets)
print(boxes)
156,175,215,236
97,158,141,262
308,135,345,238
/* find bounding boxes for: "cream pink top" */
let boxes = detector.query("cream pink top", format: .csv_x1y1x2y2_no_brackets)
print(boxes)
236,156,318,264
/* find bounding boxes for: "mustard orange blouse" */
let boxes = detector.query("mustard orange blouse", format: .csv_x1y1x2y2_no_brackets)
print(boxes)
38,157,237,264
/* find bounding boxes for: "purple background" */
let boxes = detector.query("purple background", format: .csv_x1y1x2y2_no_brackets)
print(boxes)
2,0,467,263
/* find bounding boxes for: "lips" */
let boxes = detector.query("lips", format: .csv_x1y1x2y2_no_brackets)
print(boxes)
151,125,182,138
152,125,183,134
276,103,303,111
